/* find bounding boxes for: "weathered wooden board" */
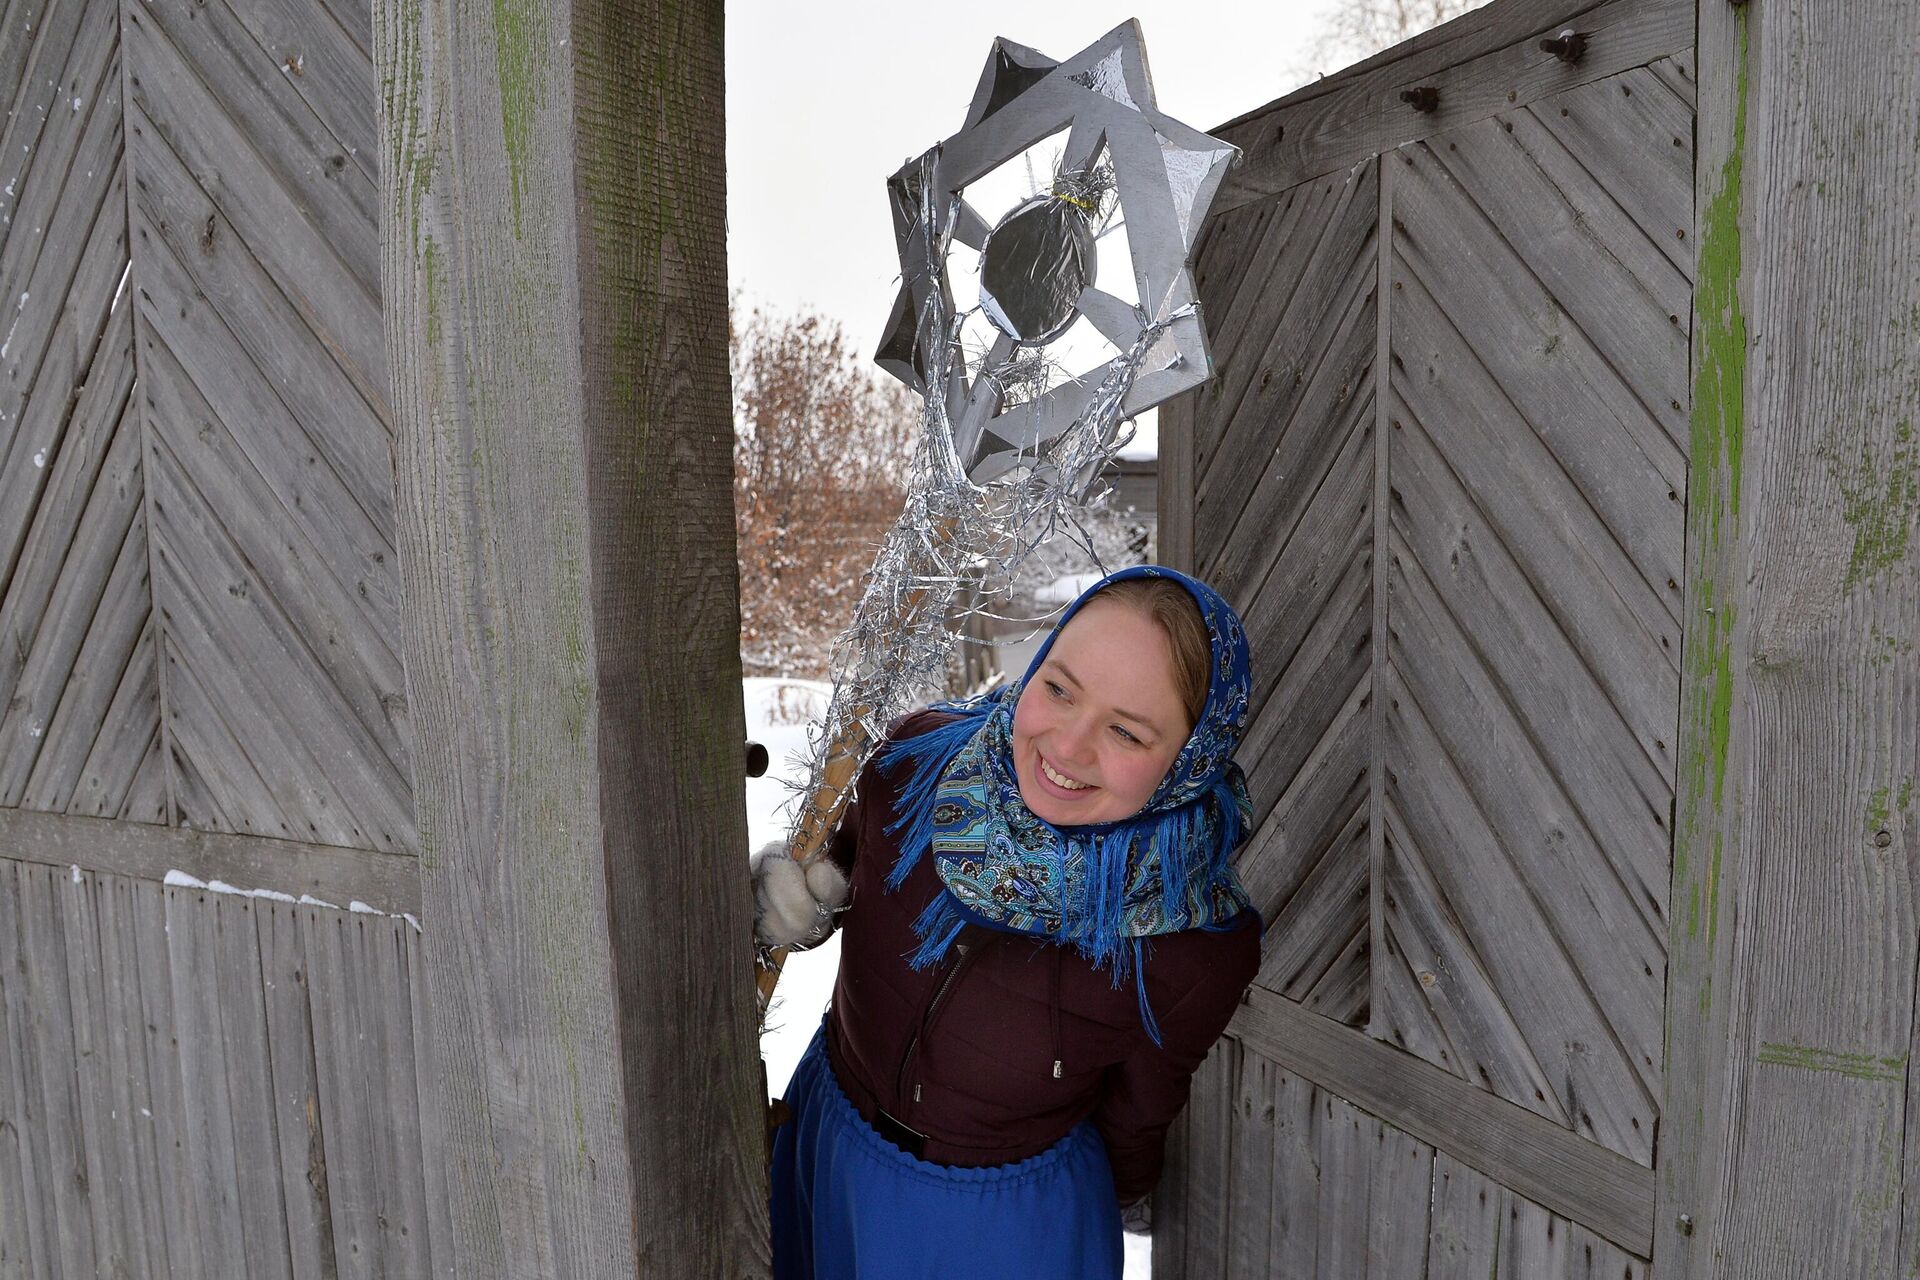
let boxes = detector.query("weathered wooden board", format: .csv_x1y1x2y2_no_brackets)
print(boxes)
0,858,448,1276
1195,161,1378,568
110,0,413,858
2,352,147,806
0,37,126,589
1,776,420,915
1656,2,1920,1277
1428,1152,1648,1278
1382,653,1658,1163
1211,0,1692,211
1170,1037,1237,1278
1224,1046,1277,1273
1231,987,1656,1258
381,0,766,1271
1378,798,1571,1127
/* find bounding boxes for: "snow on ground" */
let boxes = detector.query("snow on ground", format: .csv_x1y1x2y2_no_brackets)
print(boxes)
744,677,845,1103
745,676,1152,1277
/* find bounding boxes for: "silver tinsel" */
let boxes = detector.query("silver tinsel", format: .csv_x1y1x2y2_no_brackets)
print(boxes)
756,24,1235,1013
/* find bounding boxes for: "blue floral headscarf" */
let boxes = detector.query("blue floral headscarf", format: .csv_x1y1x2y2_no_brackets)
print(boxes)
876,565,1260,1045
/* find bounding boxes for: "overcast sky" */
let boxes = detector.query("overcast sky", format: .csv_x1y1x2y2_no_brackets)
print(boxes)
723,1,1329,350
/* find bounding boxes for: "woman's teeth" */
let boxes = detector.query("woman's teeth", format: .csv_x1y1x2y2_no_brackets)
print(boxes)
1040,757,1091,791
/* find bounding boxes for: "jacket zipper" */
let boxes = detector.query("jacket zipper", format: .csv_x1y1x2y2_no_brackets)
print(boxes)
896,939,978,1120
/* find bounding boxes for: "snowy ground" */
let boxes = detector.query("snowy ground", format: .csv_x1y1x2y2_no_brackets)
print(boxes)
744,676,1151,1277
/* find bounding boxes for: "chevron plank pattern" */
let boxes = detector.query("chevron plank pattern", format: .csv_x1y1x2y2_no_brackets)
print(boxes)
1,0,410,853
1377,61,1692,1167
1184,55,1693,1172
0,0,166,825
1192,160,1380,1025
122,0,412,850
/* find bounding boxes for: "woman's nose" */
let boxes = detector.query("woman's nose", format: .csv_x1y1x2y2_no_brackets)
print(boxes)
1054,713,1097,764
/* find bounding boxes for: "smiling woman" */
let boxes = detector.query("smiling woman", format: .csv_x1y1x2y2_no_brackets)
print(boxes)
758,565,1263,1279
1012,587,1206,826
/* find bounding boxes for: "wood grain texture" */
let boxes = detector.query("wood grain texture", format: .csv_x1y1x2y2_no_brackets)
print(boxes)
1231,985,1654,1256
0,858,446,1275
108,0,413,856
1210,0,1691,212
0,802,420,917
1655,2,1920,1276
1190,155,1378,1026
1158,387,1195,574
1163,6,1701,1266
379,0,765,1272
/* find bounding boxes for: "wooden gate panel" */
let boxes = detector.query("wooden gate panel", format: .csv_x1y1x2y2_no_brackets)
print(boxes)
0,860,445,1275
1379,62,1693,1165
1162,3,1694,1267
1196,163,1379,592
1192,173,1365,487
1165,1035,1653,1278
1191,160,1380,1025
0,0,166,824
1391,140,1685,692
1426,1152,1647,1279
1376,794,1569,1117
122,0,410,852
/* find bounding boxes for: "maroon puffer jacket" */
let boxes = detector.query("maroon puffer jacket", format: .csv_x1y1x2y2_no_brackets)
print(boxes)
814,711,1262,1206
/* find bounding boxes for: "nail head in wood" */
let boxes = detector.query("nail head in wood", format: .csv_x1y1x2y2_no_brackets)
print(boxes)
1539,28,1588,64
1400,86,1439,114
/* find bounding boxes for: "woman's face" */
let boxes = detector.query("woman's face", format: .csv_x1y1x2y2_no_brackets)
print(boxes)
1011,597,1192,826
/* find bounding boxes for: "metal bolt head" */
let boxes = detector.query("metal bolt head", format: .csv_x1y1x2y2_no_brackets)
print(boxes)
1399,86,1440,114
1876,830,1894,848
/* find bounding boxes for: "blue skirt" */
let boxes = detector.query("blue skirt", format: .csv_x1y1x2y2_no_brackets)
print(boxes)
769,1016,1124,1279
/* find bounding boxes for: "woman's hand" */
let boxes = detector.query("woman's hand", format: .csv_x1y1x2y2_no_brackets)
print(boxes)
750,840,850,949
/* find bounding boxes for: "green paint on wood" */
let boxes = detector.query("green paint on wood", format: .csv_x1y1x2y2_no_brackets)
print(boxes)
382,0,437,261
492,0,548,236
423,235,442,347
1869,625,1915,667
1707,833,1722,944
1819,418,1917,589
1867,777,1916,830
1756,1042,1907,1082
1676,13,1749,948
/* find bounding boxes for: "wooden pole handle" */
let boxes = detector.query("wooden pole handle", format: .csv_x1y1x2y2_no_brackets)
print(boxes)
754,714,875,1013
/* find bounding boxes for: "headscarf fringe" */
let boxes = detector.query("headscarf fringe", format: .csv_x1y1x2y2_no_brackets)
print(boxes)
876,699,999,893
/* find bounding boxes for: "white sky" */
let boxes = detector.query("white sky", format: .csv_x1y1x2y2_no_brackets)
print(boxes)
723,2,1330,353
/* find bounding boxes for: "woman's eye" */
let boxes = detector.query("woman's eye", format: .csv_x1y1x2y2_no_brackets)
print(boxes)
1046,681,1068,700
1112,725,1139,745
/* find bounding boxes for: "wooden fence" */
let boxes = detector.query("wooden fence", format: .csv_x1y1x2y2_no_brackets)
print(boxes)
4,0,761,1267
6,0,1915,1274
1,0,443,1270
1158,0,1920,1275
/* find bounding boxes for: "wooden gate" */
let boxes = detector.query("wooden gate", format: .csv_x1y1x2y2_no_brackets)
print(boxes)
0,0,446,1271
1157,0,1693,1272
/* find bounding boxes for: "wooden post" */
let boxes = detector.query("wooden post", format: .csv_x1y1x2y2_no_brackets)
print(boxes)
377,0,767,1274
1657,3,1920,1276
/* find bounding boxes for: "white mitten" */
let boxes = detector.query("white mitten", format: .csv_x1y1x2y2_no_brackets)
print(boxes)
751,840,850,949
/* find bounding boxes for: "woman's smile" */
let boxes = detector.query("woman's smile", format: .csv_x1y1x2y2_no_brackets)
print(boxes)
1037,755,1093,792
